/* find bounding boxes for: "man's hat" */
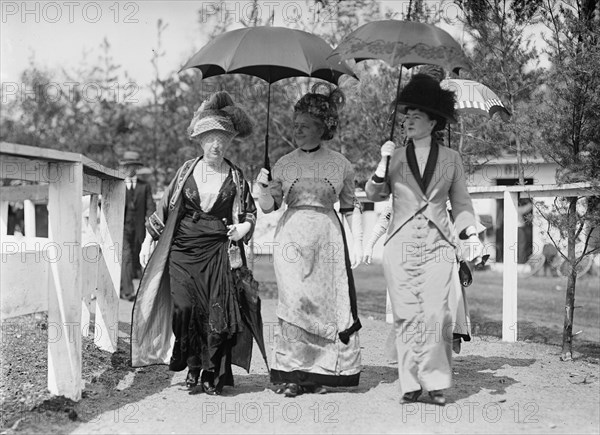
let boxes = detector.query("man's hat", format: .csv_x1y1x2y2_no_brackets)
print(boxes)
119,150,143,166
395,73,457,130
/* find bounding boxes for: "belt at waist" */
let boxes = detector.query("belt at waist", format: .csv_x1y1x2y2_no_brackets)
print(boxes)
184,209,226,223
288,205,332,212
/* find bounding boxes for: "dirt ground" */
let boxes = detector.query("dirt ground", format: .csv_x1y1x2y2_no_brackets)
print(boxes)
2,295,599,435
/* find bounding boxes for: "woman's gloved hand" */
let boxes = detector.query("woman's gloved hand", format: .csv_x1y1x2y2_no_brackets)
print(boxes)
227,222,252,242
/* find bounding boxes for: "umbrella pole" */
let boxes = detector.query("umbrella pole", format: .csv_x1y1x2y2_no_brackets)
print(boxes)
447,124,451,149
265,82,272,180
385,66,403,179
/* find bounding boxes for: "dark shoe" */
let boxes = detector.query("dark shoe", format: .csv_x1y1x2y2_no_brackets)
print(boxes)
303,383,327,394
201,371,219,395
185,370,200,388
428,390,446,406
201,381,220,395
400,389,422,404
283,383,304,398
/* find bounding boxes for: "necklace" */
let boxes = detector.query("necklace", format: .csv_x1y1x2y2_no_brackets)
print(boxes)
300,144,321,153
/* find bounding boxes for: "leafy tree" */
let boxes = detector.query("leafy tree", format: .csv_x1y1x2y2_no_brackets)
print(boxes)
452,0,545,184
533,0,600,360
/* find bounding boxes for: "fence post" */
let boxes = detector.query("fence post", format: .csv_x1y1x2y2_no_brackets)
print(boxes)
23,199,36,236
47,161,83,400
94,179,125,352
502,190,519,342
0,200,8,236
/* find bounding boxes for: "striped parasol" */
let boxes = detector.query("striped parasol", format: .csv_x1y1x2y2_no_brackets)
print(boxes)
441,78,510,119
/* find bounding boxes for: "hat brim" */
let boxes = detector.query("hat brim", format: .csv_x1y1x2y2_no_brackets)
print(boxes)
190,127,236,138
397,102,457,124
119,160,144,166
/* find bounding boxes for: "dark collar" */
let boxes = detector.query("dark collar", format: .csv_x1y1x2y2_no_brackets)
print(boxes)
300,144,321,153
406,139,439,195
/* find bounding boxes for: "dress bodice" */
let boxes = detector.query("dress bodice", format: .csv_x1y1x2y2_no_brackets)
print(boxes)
181,170,236,221
270,148,356,211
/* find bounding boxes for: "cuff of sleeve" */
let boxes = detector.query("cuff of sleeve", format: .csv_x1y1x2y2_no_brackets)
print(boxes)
146,213,164,241
459,225,478,240
371,174,385,183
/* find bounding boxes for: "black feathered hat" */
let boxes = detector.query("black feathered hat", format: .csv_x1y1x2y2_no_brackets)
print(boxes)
395,73,457,131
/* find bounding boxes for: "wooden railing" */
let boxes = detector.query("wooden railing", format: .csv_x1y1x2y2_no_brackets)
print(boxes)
0,142,125,401
468,182,597,342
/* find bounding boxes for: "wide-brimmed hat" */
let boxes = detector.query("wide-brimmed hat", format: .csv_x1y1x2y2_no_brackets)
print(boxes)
395,73,457,129
189,114,237,138
119,150,143,166
187,91,253,140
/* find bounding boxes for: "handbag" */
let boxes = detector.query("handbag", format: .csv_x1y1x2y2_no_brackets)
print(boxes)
458,260,473,287
228,242,243,269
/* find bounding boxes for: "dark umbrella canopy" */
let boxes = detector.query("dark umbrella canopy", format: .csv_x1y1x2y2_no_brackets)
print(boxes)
231,265,269,372
329,20,470,73
180,26,356,84
180,26,356,174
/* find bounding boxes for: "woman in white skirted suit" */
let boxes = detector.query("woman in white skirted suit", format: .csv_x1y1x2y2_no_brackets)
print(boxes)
365,74,482,406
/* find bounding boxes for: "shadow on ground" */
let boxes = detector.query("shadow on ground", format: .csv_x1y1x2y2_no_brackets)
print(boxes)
450,355,536,403
1,315,175,434
468,309,600,361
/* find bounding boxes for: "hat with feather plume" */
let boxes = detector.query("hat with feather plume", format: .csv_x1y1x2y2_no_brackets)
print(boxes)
395,73,457,131
187,91,253,139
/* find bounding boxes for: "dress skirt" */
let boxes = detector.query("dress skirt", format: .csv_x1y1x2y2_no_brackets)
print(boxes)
383,214,455,395
168,211,242,390
270,206,361,387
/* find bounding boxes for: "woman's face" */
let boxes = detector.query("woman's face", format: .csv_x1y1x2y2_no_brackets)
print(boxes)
198,130,234,162
293,113,325,149
404,108,436,140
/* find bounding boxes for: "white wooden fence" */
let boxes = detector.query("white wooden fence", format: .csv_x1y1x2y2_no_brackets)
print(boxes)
0,142,125,401
468,182,597,342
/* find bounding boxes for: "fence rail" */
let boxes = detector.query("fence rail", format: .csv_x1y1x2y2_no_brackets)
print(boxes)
0,142,125,401
467,182,596,342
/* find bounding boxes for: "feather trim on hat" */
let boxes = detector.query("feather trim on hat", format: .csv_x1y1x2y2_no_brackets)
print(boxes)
395,73,457,131
187,91,254,139
294,82,345,141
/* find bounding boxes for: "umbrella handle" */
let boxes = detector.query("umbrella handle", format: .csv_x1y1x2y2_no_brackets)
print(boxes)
385,66,404,180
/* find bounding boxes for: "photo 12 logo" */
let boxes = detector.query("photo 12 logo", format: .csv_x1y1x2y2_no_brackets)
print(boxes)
199,1,338,25
1,1,140,24
1,81,140,105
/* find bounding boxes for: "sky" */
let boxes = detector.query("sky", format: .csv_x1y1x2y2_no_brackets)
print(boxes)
1,1,545,103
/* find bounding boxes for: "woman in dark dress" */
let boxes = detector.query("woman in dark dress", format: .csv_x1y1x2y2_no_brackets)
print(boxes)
130,92,257,395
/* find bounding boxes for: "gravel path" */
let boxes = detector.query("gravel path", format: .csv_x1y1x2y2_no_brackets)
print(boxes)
63,299,599,434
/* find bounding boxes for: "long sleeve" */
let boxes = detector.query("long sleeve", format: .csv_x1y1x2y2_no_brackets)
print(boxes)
144,183,156,219
145,166,183,241
241,179,257,244
365,175,392,202
448,153,476,236
339,160,357,214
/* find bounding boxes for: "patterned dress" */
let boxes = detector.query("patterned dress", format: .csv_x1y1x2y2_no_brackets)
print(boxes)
268,147,362,387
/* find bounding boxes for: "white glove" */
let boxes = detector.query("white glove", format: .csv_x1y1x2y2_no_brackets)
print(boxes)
227,222,252,242
351,242,363,269
362,245,374,265
380,141,396,158
462,235,483,264
374,141,396,178
256,168,270,188
139,236,156,269
256,168,275,212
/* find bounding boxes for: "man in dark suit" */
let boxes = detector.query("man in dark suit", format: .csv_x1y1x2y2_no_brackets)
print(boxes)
119,151,156,301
